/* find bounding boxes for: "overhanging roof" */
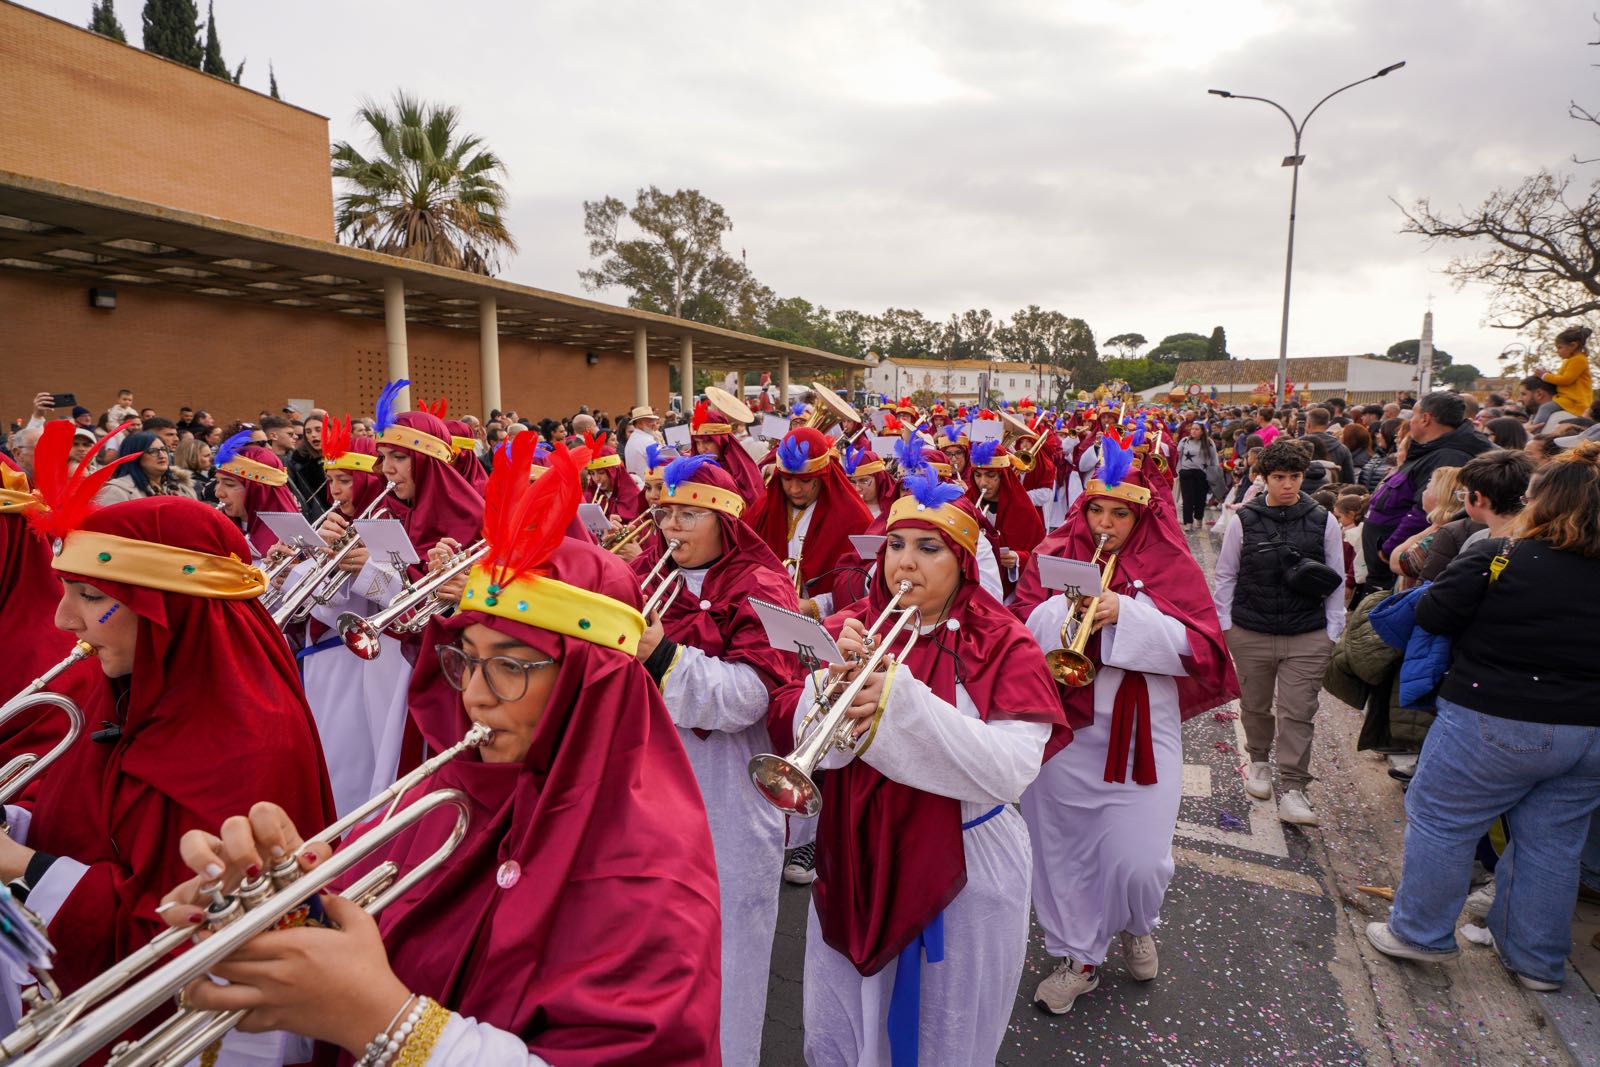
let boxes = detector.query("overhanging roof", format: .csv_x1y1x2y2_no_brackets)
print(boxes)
0,170,866,375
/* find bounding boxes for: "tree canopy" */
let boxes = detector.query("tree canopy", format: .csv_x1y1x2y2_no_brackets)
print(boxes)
1437,363,1483,389
1147,332,1211,366
1103,332,1147,358
1381,338,1454,368
141,0,201,67
88,0,127,42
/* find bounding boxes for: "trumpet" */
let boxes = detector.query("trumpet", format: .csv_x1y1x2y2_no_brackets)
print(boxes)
257,537,313,591
270,484,396,628
1150,426,1169,473
748,580,922,817
603,512,653,553
0,642,92,807
640,540,684,618
1045,533,1119,687
0,724,490,1067
336,540,490,660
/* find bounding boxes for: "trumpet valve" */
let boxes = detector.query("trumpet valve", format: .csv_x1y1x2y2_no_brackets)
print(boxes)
200,883,243,930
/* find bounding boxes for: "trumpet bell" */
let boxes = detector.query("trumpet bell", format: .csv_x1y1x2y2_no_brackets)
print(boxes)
748,753,822,818
1045,646,1096,688
336,612,384,660
806,382,862,433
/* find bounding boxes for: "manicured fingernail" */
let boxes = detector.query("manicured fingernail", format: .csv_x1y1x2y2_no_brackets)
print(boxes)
244,864,260,880
300,850,318,865
269,845,285,858
204,863,222,878
187,913,204,925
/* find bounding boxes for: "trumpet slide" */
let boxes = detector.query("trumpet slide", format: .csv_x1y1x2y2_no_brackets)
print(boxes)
1044,533,1118,687
0,642,92,807
639,540,684,618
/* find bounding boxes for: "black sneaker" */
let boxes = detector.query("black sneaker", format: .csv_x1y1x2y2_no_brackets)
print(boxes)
783,842,817,885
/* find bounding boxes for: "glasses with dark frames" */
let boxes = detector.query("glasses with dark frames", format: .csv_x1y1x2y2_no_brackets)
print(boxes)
436,644,555,703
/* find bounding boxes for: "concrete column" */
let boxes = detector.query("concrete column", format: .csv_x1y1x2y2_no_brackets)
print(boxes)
478,297,501,416
778,354,791,412
679,335,694,410
382,276,410,409
633,327,650,408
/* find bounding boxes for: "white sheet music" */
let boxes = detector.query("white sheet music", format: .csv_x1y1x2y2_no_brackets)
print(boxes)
353,518,419,565
870,434,901,458
750,598,845,663
576,502,613,536
759,413,791,441
1036,555,1103,598
968,419,1003,443
664,424,691,449
257,511,321,548
848,534,886,559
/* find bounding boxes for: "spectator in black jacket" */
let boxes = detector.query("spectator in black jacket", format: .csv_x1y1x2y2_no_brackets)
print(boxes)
1367,442,1600,990
285,414,326,519
1305,406,1356,483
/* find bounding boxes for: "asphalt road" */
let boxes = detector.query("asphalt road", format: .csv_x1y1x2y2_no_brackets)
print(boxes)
756,524,1583,1066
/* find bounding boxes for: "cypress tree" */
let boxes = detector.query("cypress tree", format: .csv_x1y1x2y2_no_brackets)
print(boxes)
269,62,280,99
88,0,128,42
1206,325,1229,360
200,0,227,77
141,0,202,68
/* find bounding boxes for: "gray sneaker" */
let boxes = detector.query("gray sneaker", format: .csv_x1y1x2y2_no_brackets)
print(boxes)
1464,879,1495,919
1365,921,1459,962
1278,789,1319,826
1245,761,1273,801
1033,959,1098,1015
1120,932,1159,981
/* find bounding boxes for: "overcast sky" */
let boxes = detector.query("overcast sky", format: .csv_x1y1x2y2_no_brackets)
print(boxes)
25,0,1600,370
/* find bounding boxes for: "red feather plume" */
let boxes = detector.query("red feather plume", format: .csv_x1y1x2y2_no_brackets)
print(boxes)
26,420,140,542
882,412,904,433
418,397,449,419
1102,427,1131,450
691,400,712,431
582,430,609,453
322,415,354,461
482,434,579,588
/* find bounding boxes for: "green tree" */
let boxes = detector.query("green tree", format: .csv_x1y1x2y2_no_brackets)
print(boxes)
88,0,127,42
1206,325,1229,360
1103,332,1147,359
1437,363,1483,389
141,0,201,67
332,91,516,275
1101,357,1170,392
199,1,242,82
580,187,766,324
1381,339,1454,368
268,61,279,99
1147,332,1210,367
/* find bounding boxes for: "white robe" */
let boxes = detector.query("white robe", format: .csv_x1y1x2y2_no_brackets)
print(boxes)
659,567,785,1067
1019,590,1190,965
793,663,1050,1067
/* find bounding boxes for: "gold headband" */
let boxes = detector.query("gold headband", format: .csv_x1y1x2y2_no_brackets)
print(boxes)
53,530,267,599
217,454,288,488
450,435,477,455
691,421,734,437
323,453,377,474
585,454,624,472
377,425,453,465
661,478,745,519
459,566,646,656
887,496,980,555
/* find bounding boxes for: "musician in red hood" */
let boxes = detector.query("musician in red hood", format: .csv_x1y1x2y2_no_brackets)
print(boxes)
1012,438,1237,1016
749,426,871,620
690,400,765,508
967,440,1045,599
582,433,645,523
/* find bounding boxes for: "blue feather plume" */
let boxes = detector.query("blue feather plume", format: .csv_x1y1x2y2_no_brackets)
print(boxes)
375,378,410,433
790,401,808,418
1097,437,1133,488
893,437,926,473
841,443,867,475
971,439,1000,466
215,429,254,468
903,466,965,509
662,453,720,495
645,442,676,470
942,424,961,445
777,434,811,473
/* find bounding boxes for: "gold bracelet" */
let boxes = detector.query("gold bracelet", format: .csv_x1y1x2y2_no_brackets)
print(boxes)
394,998,451,1067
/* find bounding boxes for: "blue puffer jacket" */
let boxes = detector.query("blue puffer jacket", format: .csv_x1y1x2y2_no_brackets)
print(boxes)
1368,583,1453,709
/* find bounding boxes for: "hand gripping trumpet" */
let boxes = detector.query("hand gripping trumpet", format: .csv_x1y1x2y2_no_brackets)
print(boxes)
0,643,91,807
602,512,653,553
0,723,492,1067
335,539,490,660
269,483,396,628
639,540,684,618
748,580,922,817
1045,533,1119,687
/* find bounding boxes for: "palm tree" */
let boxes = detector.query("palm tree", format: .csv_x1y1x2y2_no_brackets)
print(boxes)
331,92,516,275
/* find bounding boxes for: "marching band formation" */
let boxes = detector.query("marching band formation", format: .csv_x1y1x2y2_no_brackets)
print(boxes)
0,378,1239,1066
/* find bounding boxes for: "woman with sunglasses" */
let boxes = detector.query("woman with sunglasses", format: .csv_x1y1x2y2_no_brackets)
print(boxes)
158,438,722,1066
632,454,801,1066
772,467,1068,1067
94,431,196,504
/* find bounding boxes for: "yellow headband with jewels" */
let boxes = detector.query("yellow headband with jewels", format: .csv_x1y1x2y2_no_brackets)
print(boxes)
585,453,623,472
0,464,38,513
849,460,886,477
1083,477,1152,507
323,452,377,474
53,530,266,599
925,458,953,477
377,425,453,465
450,435,477,456
777,450,835,477
217,453,288,487
691,421,733,437
661,477,745,519
887,495,980,555
458,566,646,656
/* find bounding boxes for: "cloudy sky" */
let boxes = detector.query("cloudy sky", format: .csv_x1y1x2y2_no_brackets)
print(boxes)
25,0,1600,370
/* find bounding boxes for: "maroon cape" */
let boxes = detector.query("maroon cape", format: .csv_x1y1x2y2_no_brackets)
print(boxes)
232,445,300,555
748,438,871,602
445,419,489,494
388,411,483,581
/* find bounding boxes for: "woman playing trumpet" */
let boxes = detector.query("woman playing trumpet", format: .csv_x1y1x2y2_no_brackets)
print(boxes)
158,439,722,1065
772,466,1068,1067
1010,438,1236,1015
630,454,800,1066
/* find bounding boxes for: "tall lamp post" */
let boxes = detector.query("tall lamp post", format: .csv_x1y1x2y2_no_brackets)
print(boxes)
1209,62,1405,407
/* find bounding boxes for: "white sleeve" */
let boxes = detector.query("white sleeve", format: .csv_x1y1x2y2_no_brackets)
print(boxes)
858,671,1050,803
424,1013,554,1066
27,857,90,924
1078,446,1099,474
812,591,834,617
1100,593,1192,677
662,647,771,733
1323,512,1346,641
975,537,1004,600
354,559,406,606
3,806,31,845
1212,516,1243,630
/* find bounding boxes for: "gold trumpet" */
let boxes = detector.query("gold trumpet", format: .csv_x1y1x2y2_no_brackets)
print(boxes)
1045,533,1119,687
0,724,491,1067
998,409,1051,472
748,580,922,817
0,642,92,807
640,540,684,618
335,540,490,660
603,512,654,553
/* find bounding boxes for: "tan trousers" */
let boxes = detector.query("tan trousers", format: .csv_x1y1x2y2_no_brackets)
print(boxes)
1225,626,1334,791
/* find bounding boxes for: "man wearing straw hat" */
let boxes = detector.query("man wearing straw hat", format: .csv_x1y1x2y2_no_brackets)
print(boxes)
624,404,664,480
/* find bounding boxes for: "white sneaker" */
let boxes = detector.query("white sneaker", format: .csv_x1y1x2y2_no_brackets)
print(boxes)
1120,932,1159,981
1245,761,1274,801
1365,921,1459,962
1464,880,1495,919
1033,959,1098,1015
1278,789,1319,826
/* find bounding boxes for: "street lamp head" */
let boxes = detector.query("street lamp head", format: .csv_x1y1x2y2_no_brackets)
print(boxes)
1208,89,1233,98
1375,61,1406,77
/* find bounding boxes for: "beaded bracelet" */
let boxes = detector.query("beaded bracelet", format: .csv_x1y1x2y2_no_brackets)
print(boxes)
354,995,422,1067
394,999,452,1067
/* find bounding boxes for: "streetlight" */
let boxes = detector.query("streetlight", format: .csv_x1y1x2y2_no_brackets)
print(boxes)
1209,61,1405,407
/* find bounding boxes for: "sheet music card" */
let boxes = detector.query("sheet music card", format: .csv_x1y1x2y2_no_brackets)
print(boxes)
869,409,888,430
258,512,322,549
663,424,691,449
848,534,886,559
759,413,791,442
576,503,614,536
870,435,901,458
968,419,1003,443
1036,555,1103,598
750,598,845,664
353,519,419,566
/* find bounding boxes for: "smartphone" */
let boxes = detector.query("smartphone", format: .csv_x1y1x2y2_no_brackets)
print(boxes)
48,393,76,409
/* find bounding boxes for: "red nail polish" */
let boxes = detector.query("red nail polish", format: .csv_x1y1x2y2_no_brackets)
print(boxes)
187,913,204,925
300,850,318,864
245,864,261,880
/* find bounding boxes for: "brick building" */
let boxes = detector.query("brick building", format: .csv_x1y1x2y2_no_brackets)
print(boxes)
0,1,857,426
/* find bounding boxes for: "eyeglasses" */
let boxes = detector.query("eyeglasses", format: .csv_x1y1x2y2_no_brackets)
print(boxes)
144,446,170,456
436,644,555,703
1453,488,1470,502
651,506,713,529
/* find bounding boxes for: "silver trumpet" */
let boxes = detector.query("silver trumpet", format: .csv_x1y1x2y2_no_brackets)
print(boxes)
748,580,922,817
0,643,91,806
270,484,396,629
1,724,492,1067
335,540,490,660
256,538,313,594
640,540,684,618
